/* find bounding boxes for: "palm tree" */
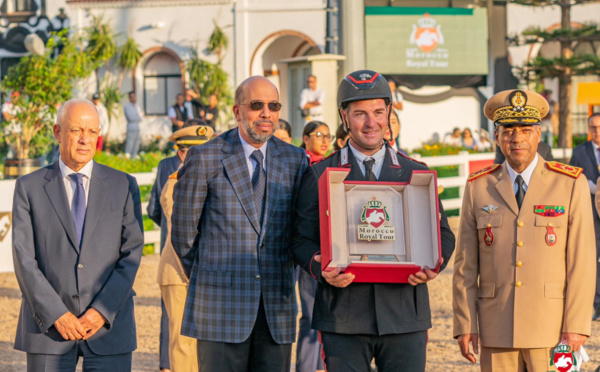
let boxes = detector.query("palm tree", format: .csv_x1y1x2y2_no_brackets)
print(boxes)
208,21,229,63
117,37,142,89
84,15,117,90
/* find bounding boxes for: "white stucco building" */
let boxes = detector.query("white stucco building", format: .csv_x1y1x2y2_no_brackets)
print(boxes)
60,0,331,141
2,1,598,149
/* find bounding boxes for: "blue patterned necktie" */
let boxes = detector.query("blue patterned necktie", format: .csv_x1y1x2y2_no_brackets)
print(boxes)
250,150,266,221
68,173,86,246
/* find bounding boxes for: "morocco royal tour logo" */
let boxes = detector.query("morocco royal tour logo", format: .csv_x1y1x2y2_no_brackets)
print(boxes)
358,197,395,242
409,13,444,53
550,342,576,372
361,197,389,229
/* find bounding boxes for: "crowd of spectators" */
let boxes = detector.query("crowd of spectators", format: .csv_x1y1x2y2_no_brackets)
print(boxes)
441,127,493,152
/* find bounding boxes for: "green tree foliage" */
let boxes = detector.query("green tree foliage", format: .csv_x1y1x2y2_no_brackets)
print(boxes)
208,21,229,63
1,30,96,159
100,83,123,124
509,0,600,148
85,15,117,90
187,20,233,108
117,37,142,89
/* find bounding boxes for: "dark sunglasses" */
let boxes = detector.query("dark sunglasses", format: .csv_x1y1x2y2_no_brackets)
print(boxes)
240,101,282,112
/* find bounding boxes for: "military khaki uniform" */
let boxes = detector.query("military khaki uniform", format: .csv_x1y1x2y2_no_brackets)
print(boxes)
453,159,595,371
157,173,198,372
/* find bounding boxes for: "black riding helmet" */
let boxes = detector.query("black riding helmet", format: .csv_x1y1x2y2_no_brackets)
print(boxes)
337,70,392,109
337,70,393,133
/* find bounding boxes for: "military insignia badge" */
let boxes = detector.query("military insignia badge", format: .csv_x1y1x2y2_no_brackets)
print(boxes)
484,223,494,246
546,225,557,246
358,196,395,242
510,90,526,112
534,205,565,217
482,204,498,213
550,341,576,372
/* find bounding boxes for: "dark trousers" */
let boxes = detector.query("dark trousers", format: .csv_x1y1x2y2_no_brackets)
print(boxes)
320,330,427,372
26,341,132,372
196,297,292,372
160,298,171,369
295,267,324,372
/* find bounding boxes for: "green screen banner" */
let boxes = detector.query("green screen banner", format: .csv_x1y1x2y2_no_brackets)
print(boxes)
365,7,488,75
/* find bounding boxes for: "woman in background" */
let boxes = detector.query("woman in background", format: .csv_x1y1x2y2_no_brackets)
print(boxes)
384,110,401,152
296,120,331,372
301,120,332,164
274,119,292,144
462,127,479,150
334,124,349,151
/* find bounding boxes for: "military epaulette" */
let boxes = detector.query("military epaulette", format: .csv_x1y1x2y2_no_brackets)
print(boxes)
168,171,178,180
546,161,583,179
468,164,501,182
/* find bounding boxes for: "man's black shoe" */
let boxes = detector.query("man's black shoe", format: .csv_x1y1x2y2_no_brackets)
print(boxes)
593,307,600,321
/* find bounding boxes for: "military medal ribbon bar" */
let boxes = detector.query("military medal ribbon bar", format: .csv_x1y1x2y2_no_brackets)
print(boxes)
534,205,565,217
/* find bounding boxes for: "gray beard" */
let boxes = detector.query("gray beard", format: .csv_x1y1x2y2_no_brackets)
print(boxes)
243,120,273,144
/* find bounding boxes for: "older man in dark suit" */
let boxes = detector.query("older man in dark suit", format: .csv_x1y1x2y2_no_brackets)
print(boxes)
570,112,600,319
12,99,144,370
171,76,308,372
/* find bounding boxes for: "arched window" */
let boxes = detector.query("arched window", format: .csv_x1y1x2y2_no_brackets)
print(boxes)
143,52,183,115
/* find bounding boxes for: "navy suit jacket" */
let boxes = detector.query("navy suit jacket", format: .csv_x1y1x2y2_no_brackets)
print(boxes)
147,155,180,250
292,143,456,335
171,128,308,344
12,161,144,355
570,140,600,241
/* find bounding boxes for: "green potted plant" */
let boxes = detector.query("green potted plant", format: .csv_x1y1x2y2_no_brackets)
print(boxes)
1,30,95,178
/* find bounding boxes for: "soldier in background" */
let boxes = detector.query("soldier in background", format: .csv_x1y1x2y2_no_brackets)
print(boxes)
157,121,213,372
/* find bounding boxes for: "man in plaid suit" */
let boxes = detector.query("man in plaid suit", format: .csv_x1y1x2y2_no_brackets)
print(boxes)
171,76,308,372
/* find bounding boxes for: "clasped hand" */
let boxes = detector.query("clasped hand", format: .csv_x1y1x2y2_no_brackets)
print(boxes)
53,308,107,341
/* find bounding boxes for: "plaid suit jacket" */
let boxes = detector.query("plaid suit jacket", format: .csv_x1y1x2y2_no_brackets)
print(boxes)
171,128,308,344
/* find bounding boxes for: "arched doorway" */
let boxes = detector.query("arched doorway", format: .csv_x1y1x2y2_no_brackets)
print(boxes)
250,31,321,77
142,49,185,116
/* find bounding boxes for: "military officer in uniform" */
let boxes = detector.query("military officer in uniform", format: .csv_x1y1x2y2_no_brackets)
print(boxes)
158,122,213,372
453,89,596,371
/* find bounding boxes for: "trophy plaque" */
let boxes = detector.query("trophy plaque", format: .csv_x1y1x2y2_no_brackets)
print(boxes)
318,168,442,283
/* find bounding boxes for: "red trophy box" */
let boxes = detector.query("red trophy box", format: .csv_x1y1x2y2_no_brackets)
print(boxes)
318,168,442,283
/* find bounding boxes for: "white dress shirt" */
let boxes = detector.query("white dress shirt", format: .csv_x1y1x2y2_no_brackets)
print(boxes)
348,141,386,179
299,88,325,121
505,153,538,194
238,130,268,179
59,158,93,208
